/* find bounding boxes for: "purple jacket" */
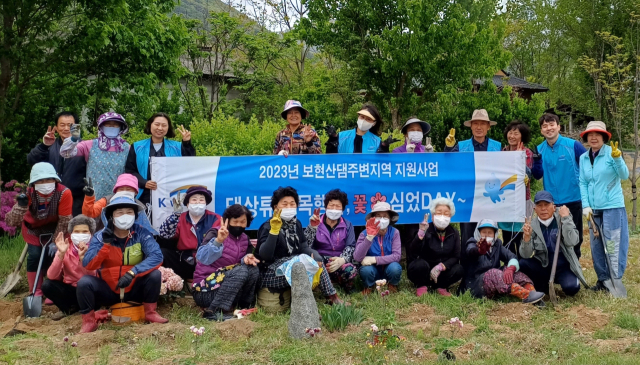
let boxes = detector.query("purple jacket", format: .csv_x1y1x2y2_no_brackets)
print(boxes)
306,216,356,258
392,143,426,153
354,228,401,265
194,229,252,284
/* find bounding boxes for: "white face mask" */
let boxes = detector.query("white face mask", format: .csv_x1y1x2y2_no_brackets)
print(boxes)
114,214,135,230
112,191,136,201
280,208,297,221
538,216,554,227
375,217,390,230
188,203,206,217
325,209,342,220
407,131,423,143
357,118,374,132
71,233,91,247
433,215,450,230
482,236,494,245
102,126,121,138
35,182,55,195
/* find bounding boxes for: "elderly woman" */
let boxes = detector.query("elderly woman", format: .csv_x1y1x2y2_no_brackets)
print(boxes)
499,120,534,256
79,195,166,333
193,204,259,321
126,113,195,208
393,117,433,153
354,202,402,295
304,189,357,293
325,104,397,153
463,219,544,305
255,186,345,305
6,162,73,300
60,112,130,200
42,215,96,320
407,198,463,297
578,121,629,291
273,100,321,155
159,186,222,281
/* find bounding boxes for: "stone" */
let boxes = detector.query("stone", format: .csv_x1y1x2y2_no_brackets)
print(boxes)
288,262,321,339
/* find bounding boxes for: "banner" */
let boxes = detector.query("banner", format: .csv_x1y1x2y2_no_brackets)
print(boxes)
151,152,526,230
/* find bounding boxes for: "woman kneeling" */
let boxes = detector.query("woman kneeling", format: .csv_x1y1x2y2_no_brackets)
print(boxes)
193,204,259,321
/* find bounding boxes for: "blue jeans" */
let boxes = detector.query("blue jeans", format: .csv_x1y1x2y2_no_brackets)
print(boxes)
359,262,402,287
590,208,629,280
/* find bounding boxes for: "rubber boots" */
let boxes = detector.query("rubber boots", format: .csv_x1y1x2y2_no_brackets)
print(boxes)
80,311,99,333
27,272,44,297
143,303,168,323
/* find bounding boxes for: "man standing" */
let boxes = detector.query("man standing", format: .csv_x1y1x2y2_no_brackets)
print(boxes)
519,191,588,297
444,109,501,245
27,112,86,216
532,113,587,257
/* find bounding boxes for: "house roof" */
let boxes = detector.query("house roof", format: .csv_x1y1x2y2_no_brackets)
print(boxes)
474,70,548,92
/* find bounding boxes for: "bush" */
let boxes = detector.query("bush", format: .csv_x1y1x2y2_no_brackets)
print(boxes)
0,180,25,236
319,303,364,332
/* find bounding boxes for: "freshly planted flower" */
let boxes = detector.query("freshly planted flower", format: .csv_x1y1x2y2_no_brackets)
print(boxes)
380,290,390,297
305,327,321,337
375,279,387,286
371,324,379,333
63,336,69,342
71,342,77,348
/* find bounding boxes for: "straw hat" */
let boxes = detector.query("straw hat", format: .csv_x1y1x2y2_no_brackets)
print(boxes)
463,109,496,127
365,201,399,223
580,121,611,143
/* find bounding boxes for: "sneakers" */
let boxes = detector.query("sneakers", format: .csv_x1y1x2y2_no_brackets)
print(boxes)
416,286,428,297
590,280,609,292
436,288,452,297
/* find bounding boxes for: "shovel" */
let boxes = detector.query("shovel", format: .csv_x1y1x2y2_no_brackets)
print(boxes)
111,289,132,324
2,316,26,338
22,239,49,318
0,244,29,297
589,216,627,298
548,217,562,305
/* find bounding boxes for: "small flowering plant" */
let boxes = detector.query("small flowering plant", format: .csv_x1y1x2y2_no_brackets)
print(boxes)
366,323,406,349
448,317,464,339
305,327,321,338
189,326,205,360
61,336,79,365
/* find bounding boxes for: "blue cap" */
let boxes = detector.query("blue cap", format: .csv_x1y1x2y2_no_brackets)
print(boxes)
477,219,498,231
534,190,554,204
105,195,140,218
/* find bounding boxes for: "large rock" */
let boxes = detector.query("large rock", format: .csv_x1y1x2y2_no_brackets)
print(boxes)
288,262,321,339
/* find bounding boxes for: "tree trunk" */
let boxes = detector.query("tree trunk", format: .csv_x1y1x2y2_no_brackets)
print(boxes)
632,41,640,231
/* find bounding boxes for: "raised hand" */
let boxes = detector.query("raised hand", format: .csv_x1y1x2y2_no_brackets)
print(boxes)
16,194,29,207
54,232,69,259
559,205,570,218
243,253,260,266
145,181,158,190
83,177,94,197
365,217,380,237
531,145,541,160
445,128,456,147
303,124,317,143
269,208,283,235
516,141,525,151
43,126,57,146
172,191,183,214
70,124,81,142
323,125,337,138
309,208,321,228
522,217,532,242
610,141,622,158
418,213,429,232
477,237,490,255
217,218,229,242
177,125,191,142
382,134,401,146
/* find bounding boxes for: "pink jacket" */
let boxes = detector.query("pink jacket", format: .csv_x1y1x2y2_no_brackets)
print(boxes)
47,249,96,287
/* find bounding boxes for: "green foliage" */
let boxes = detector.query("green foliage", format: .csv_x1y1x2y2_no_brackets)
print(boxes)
614,312,640,331
319,304,364,332
432,337,465,354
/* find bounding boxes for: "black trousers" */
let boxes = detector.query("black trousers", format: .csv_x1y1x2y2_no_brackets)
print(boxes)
41,279,79,314
161,248,196,280
26,244,54,273
562,200,583,258
76,270,161,314
501,230,522,259
407,258,464,289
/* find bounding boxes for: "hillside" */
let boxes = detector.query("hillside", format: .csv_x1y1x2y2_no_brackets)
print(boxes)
173,0,244,20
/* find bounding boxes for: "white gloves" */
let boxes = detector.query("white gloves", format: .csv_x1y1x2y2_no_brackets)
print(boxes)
361,256,377,266
327,257,346,273
583,207,593,218
406,143,415,153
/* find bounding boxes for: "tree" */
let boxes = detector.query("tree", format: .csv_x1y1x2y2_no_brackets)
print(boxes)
300,0,510,128
0,0,190,181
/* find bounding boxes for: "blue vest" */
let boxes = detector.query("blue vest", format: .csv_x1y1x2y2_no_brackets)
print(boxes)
133,138,182,199
538,136,581,204
337,129,380,154
366,227,396,257
458,138,501,152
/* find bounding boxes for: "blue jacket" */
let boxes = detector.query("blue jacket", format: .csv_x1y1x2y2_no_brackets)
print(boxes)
366,227,396,257
532,136,586,204
579,144,629,210
133,138,182,199
338,129,380,154
458,138,501,152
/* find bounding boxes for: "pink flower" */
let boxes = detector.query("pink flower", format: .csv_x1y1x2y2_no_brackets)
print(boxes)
381,290,390,297
71,342,77,347
63,336,69,342
370,192,387,209
375,279,387,286
371,324,379,332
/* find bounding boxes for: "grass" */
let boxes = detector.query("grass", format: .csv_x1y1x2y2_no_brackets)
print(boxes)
1,158,640,364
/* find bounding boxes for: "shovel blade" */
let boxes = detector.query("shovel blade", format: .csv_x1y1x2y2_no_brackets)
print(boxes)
22,295,42,318
603,279,627,299
112,316,131,324
0,273,21,298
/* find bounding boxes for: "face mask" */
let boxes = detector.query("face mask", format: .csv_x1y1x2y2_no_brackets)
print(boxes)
357,118,374,132
538,216,554,227
228,225,246,238
375,217,390,230
481,236,494,245
35,182,55,195
433,215,450,230
114,214,135,230
71,233,91,247
325,209,343,220
407,131,423,144
112,191,135,201
188,203,206,217
280,208,297,221
102,126,121,138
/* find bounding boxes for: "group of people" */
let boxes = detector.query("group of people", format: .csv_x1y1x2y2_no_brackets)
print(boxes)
5,100,629,332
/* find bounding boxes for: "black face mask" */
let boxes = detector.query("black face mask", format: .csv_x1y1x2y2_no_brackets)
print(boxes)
228,225,246,238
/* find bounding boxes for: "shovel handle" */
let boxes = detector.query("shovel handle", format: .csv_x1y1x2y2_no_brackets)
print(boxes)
14,244,28,273
120,288,125,301
589,216,599,238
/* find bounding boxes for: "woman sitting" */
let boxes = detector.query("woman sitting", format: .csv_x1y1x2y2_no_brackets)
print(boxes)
304,189,357,293
42,215,96,320
78,195,166,333
354,202,402,295
462,219,544,305
255,186,345,305
193,204,259,321
407,198,463,297
159,186,222,281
